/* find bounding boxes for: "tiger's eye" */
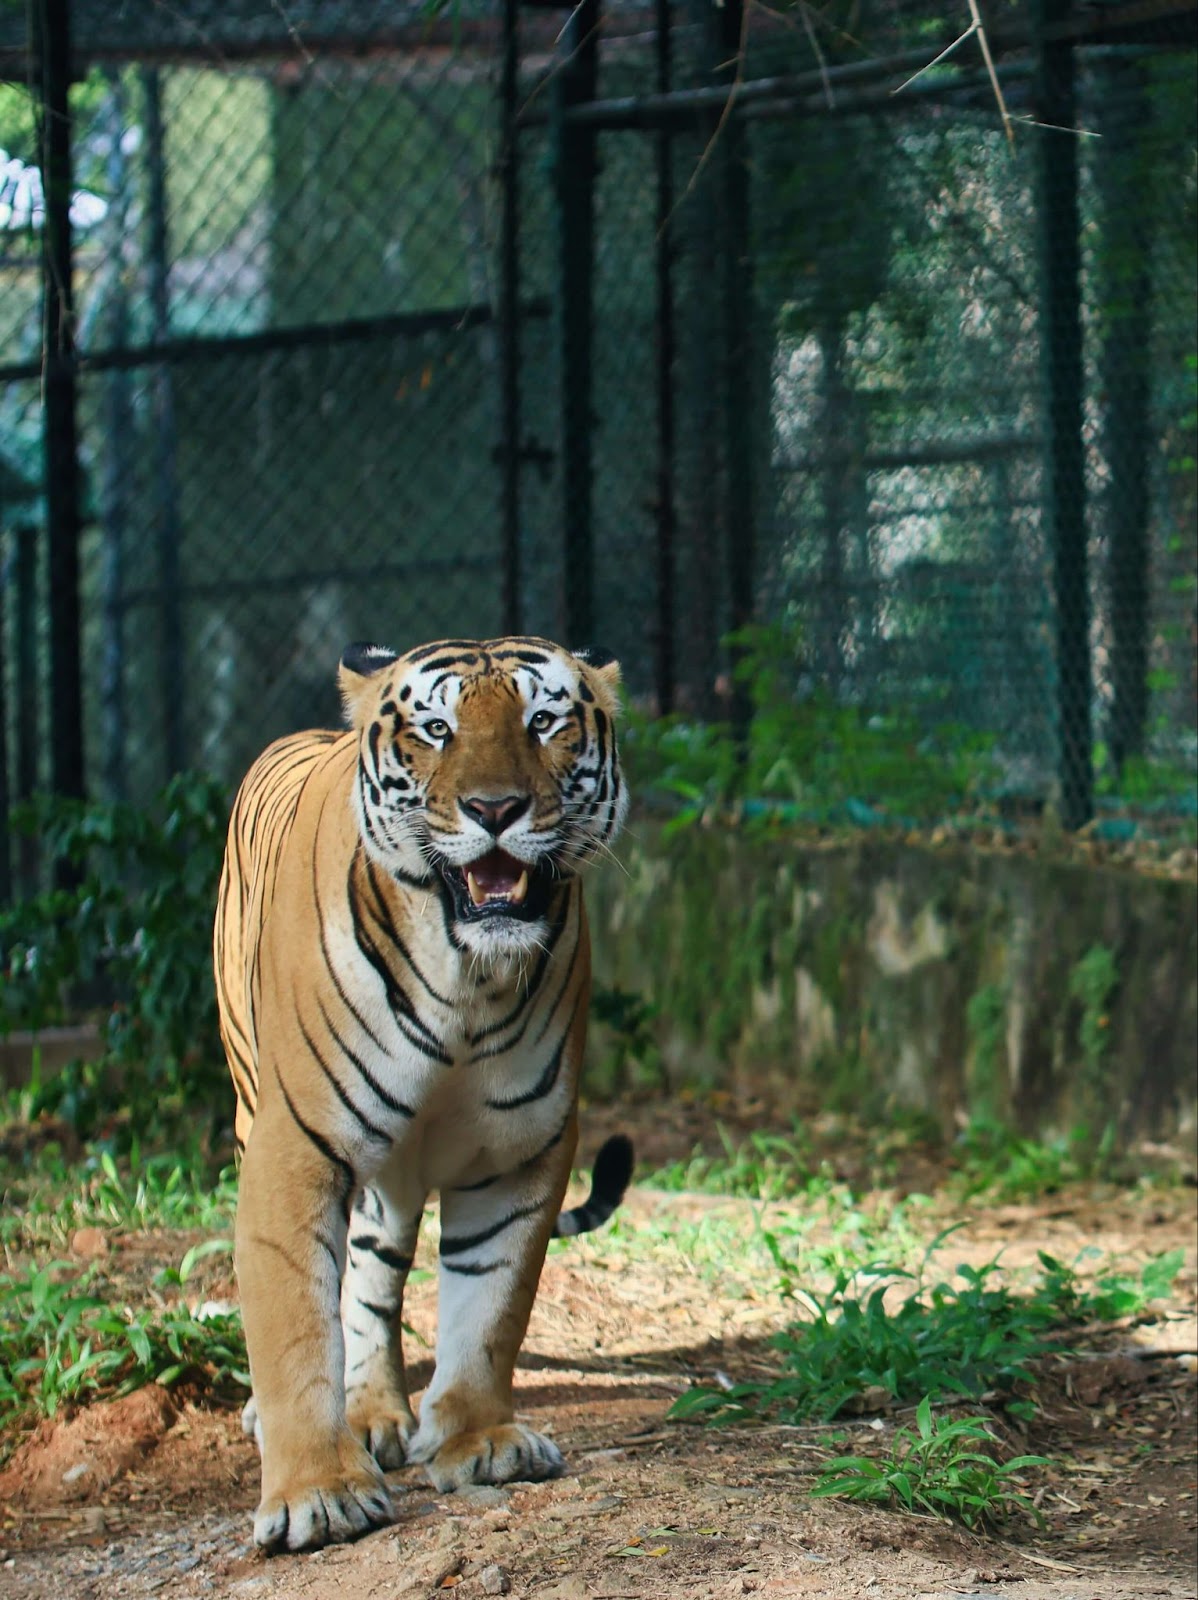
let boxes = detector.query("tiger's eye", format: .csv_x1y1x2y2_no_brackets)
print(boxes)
529,710,554,734
425,720,450,740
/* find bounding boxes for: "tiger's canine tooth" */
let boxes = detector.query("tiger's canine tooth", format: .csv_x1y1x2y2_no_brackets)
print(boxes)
467,870,486,907
510,870,529,906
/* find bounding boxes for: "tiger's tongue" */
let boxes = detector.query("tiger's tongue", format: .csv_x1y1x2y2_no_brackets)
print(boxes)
466,848,525,893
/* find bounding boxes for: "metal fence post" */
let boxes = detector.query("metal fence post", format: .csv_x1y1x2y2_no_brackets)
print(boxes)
682,0,721,719
653,0,677,715
34,0,85,809
1098,59,1153,777
553,0,600,647
143,67,186,781
717,0,756,738
1033,0,1091,828
11,525,39,893
499,0,523,636
100,66,131,802
0,555,9,905
15,526,38,808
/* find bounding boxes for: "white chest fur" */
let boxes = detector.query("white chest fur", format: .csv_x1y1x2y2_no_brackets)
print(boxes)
316,887,583,1197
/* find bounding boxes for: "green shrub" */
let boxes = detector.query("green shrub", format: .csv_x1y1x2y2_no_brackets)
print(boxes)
622,623,1001,827
0,774,229,1140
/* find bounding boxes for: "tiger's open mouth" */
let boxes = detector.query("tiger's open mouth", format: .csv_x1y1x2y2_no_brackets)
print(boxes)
438,847,556,923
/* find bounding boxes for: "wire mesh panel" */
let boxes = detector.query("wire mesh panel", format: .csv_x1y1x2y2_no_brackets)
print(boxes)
0,0,1194,837
753,103,1054,765
576,0,1196,820
3,7,526,804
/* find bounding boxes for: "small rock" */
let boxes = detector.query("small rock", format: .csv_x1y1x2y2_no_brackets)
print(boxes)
456,1486,508,1509
193,1300,236,1323
480,1566,511,1596
61,1462,93,1486
555,1494,621,1518
538,1582,589,1600
70,1227,110,1260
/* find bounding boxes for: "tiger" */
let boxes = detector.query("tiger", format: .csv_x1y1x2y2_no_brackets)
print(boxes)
213,635,631,1554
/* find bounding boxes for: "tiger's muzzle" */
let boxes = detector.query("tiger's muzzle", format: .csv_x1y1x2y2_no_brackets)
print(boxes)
436,846,559,925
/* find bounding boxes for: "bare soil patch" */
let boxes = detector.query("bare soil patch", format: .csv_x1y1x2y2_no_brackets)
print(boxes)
0,1113,1194,1600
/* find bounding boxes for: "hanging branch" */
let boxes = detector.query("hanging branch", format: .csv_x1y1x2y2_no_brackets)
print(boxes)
892,0,1015,146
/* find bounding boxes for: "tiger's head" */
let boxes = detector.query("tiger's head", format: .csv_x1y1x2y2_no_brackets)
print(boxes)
338,636,627,956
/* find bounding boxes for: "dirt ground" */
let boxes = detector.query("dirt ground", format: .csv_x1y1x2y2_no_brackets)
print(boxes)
0,1110,1194,1600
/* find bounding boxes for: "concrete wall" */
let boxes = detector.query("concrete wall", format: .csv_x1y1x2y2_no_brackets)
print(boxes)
585,827,1198,1143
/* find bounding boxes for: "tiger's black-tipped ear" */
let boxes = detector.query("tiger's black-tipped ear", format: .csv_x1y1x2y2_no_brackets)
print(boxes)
338,641,399,725
573,645,617,670
573,645,622,714
341,641,399,678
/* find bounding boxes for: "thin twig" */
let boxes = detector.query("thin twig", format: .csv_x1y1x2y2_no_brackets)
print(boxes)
795,1,835,111
1014,116,1101,137
555,0,591,47
269,0,316,67
517,16,607,125
890,21,978,95
998,1544,1084,1574
967,0,1015,145
668,0,752,228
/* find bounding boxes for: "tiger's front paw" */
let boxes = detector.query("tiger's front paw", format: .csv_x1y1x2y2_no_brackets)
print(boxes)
253,1438,393,1553
346,1392,416,1472
423,1423,566,1493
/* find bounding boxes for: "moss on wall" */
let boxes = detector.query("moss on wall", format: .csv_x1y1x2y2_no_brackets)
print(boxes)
585,827,1198,1144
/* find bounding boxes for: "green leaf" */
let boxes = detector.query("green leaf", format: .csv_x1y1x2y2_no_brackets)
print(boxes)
915,1395,934,1440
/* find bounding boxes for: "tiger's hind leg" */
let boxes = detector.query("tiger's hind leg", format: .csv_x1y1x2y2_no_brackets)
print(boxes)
341,1183,422,1470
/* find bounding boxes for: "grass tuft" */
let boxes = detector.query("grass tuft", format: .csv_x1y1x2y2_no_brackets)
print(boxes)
0,1248,248,1441
809,1395,1049,1529
647,1124,814,1202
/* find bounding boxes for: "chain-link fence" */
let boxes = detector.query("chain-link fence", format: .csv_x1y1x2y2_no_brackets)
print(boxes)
2,0,1195,882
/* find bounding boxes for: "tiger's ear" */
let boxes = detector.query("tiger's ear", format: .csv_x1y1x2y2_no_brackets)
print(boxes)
573,646,623,715
338,641,399,725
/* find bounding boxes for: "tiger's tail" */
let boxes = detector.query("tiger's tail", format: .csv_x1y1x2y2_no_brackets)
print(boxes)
553,1134,634,1238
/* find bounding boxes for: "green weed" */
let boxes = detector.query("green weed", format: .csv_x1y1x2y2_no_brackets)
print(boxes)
669,1241,1184,1428
950,1117,1109,1200
1068,945,1119,1086
0,1250,247,1436
645,1124,813,1201
576,1165,933,1299
1036,1246,1184,1322
0,1145,237,1253
587,984,664,1097
809,1395,1049,1529
671,1245,1054,1426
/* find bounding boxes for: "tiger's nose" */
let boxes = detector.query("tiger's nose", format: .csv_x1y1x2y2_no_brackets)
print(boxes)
459,794,531,836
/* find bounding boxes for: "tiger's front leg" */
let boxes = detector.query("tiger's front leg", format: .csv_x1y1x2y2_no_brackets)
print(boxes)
235,1106,392,1553
406,1132,575,1491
